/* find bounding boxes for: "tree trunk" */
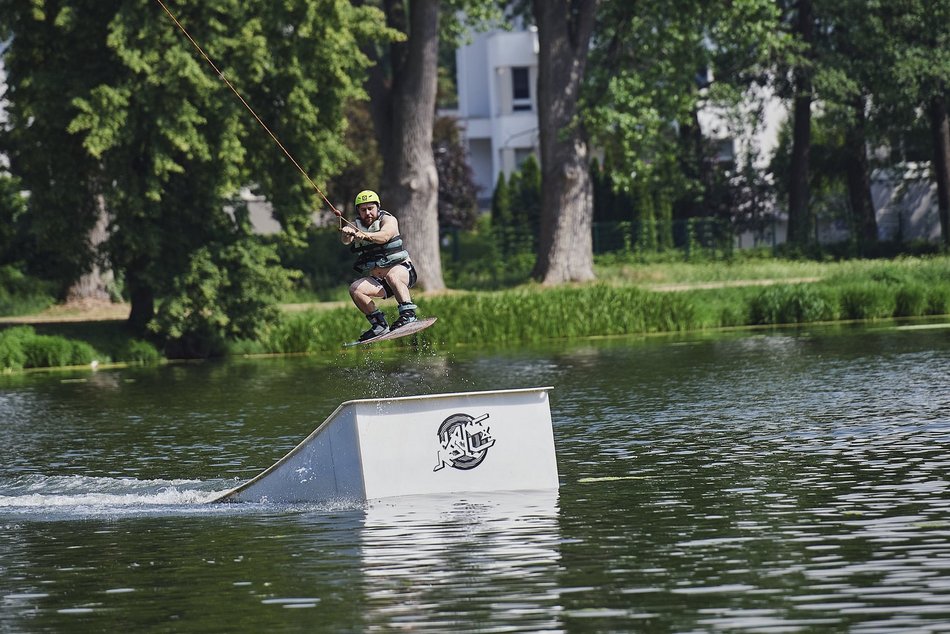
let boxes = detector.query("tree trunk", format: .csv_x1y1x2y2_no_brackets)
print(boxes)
532,0,599,285
930,94,950,247
845,95,878,251
65,196,115,304
369,0,445,291
126,268,154,336
787,0,814,248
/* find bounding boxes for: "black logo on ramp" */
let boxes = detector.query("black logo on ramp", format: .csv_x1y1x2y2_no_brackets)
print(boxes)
433,413,495,471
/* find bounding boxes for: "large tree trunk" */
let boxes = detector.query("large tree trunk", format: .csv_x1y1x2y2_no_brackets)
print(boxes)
930,94,950,247
367,0,444,291
65,196,115,304
532,0,599,285
787,0,814,247
845,95,878,251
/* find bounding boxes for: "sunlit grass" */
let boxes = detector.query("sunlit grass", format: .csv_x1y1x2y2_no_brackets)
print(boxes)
246,255,950,354
5,254,950,366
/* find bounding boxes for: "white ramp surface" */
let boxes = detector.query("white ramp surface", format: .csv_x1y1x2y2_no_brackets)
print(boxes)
212,387,558,503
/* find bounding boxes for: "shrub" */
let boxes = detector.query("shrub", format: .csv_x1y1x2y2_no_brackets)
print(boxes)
22,335,75,368
118,339,161,365
68,340,97,366
0,326,99,369
0,334,27,371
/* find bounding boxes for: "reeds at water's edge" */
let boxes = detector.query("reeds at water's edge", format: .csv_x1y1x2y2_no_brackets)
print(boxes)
265,257,950,353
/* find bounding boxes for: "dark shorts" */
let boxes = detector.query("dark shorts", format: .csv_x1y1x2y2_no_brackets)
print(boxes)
373,261,416,299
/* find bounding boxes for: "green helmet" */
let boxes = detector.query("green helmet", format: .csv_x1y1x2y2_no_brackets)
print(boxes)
354,189,380,207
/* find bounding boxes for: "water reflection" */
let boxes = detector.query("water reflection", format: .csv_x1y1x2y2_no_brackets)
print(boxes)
358,490,563,630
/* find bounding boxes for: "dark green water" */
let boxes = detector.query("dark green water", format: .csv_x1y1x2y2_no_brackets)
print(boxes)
1,324,949,632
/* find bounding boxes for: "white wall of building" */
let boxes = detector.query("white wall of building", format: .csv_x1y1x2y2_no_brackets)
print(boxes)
454,26,540,208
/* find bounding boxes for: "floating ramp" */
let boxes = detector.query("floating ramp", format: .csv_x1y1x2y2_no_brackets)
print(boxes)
212,387,558,503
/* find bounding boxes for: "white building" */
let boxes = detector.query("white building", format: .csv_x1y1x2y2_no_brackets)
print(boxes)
452,25,541,208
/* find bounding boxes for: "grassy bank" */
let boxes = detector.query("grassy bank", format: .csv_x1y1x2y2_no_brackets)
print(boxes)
253,255,950,354
3,255,949,369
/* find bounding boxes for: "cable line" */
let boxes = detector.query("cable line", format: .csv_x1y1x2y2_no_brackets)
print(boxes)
154,0,348,221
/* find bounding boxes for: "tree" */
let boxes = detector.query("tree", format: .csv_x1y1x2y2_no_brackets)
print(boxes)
433,116,479,231
783,0,816,248
809,0,884,251
0,1,113,294
0,1,386,344
511,154,541,252
360,0,503,289
532,0,599,284
0,173,27,266
584,0,784,235
878,0,950,247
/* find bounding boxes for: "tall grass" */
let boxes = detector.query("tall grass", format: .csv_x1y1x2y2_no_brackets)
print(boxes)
6,254,950,367
748,284,835,324
254,255,950,353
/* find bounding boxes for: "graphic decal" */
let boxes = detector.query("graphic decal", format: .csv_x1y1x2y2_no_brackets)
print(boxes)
433,412,495,471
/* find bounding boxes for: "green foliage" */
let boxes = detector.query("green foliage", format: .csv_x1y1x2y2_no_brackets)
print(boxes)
512,155,542,251
685,218,735,260
258,284,698,352
893,284,929,317
116,339,162,365
323,101,383,210
445,216,533,289
150,238,297,358
272,227,354,300
656,190,674,251
491,172,514,256
0,326,100,370
490,157,541,259
0,0,392,338
748,284,835,324
927,286,950,315
0,3,108,291
258,307,355,354
0,266,55,317
0,327,30,371
422,285,697,343
635,180,657,253
585,0,784,191
433,116,479,231
0,173,27,265
591,157,635,223
837,283,895,320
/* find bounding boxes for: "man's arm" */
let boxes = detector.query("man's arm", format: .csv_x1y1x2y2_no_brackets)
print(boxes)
354,216,399,244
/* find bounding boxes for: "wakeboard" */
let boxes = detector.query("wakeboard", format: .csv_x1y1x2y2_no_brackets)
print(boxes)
343,317,438,347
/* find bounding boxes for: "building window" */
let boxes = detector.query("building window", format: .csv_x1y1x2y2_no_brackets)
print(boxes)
511,67,532,111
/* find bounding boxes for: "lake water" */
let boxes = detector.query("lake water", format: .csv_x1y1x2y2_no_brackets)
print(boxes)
1,323,949,632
